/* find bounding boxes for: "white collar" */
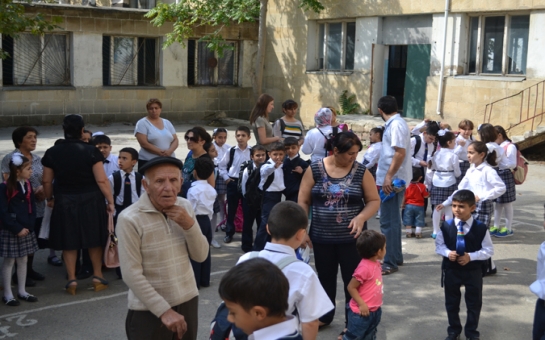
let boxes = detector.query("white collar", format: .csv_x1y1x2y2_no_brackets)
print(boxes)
288,154,299,160
249,316,299,340
235,144,250,152
454,216,474,228
190,179,208,187
384,113,400,127
264,243,297,257
474,162,487,170
120,169,135,177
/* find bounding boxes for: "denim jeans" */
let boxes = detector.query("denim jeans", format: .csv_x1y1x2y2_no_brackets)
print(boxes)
402,204,425,227
380,189,404,269
343,306,382,340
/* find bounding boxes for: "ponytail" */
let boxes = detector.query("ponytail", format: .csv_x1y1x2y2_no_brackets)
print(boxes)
470,141,497,166
6,153,29,197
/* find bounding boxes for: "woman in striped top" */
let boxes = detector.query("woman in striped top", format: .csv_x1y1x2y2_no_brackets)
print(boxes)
273,99,305,144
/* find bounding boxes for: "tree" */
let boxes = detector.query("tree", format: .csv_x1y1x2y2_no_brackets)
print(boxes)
146,0,323,99
0,0,62,59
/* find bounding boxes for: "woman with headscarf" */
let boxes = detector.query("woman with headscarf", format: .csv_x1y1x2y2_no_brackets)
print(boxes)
302,107,336,163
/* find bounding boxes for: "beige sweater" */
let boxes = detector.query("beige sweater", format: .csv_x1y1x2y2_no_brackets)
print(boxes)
117,192,209,317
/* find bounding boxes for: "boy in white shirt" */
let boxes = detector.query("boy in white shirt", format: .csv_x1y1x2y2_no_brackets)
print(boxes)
93,134,119,177
187,157,217,289
237,201,333,340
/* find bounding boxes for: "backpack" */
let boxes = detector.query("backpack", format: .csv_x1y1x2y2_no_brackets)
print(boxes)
226,147,237,171
318,126,339,157
209,253,299,340
243,163,274,210
503,143,528,185
412,134,437,158
112,171,142,203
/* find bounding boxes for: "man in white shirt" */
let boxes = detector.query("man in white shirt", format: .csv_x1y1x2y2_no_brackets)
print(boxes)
376,96,411,275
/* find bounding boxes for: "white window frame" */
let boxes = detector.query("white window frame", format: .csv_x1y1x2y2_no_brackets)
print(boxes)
193,41,239,86
315,21,356,72
467,14,530,76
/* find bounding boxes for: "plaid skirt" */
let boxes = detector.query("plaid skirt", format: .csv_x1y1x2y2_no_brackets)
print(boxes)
0,230,39,258
431,183,458,205
495,169,516,203
215,176,227,195
457,161,470,185
472,200,493,228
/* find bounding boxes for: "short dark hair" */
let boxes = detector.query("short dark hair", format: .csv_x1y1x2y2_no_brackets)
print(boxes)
377,96,398,115
269,142,285,153
452,189,476,207
425,121,440,137
219,258,288,317
186,126,212,144
411,167,423,182
92,134,112,146
370,126,384,140
251,145,267,157
267,201,308,240
283,137,299,147
194,157,215,180
213,128,228,137
356,230,386,259
236,126,251,137
11,126,39,149
469,141,497,166
119,147,138,161
63,114,85,140
478,123,498,143
282,99,298,111
437,131,456,148
333,131,363,153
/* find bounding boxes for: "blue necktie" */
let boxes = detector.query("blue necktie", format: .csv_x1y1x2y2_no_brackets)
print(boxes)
456,221,465,256
424,143,428,161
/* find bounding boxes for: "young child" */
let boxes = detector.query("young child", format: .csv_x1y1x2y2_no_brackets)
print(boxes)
403,167,430,238
430,130,461,239
282,137,309,202
492,125,517,238
93,134,119,177
81,129,92,144
253,142,285,251
218,126,252,244
344,230,386,340
219,257,303,340
273,100,305,143
212,128,230,234
0,153,39,306
187,157,217,289
435,189,494,340
454,119,474,182
362,126,383,180
238,201,333,339
239,145,267,253
204,141,222,249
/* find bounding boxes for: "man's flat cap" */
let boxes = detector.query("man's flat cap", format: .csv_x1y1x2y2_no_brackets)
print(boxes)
138,156,184,175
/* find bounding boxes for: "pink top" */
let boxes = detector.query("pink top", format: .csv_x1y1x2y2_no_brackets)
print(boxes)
349,259,384,313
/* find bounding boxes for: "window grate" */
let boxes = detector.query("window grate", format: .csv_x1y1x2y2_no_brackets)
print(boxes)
188,40,238,86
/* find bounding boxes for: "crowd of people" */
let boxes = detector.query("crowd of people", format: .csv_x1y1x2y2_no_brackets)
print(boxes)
0,94,543,340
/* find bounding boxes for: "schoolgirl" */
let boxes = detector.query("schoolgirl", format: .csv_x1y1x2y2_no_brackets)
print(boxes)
0,153,39,306
211,128,230,234
205,140,223,249
429,130,461,238
273,100,305,142
492,125,517,237
454,119,474,182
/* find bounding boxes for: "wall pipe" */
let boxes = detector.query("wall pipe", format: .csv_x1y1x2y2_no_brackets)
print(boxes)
437,0,451,115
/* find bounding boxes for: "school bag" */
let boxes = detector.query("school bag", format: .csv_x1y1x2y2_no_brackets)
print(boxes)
412,135,437,158
112,171,142,202
209,253,299,340
502,143,529,185
318,126,339,157
240,162,274,210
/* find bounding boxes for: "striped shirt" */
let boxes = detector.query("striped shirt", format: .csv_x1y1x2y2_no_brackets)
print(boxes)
309,159,366,244
273,118,305,140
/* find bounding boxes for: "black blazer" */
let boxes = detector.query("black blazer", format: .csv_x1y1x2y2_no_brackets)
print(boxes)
0,181,36,235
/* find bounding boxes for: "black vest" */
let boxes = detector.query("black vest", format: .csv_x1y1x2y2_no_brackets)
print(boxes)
441,219,487,271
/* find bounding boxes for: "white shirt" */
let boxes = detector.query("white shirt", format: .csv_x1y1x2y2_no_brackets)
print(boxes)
187,180,217,219
363,142,382,169
218,145,251,180
108,170,140,207
248,315,300,340
430,148,461,187
486,142,505,168
530,242,545,300
134,118,176,160
435,216,494,262
410,133,435,167
238,243,334,324
454,134,472,161
498,141,517,170
240,161,259,196
259,159,285,192
376,114,412,186
214,141,231,166
442,162,506,206
103,154,119,178
301,126,333,163
411,120,426,135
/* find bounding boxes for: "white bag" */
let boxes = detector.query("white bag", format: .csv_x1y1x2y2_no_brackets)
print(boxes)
39,206,53,240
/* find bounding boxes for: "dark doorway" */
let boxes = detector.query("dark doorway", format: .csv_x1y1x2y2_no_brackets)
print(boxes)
386,45,408,113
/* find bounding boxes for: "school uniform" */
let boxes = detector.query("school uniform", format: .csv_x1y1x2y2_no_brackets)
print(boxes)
430,148,461,205
214,141,231,195
454,134,472,182
435,216,494,339
102,154,119,178
0,181,39,258
495,141,517,204
282,154,309,202
253,159,285,251
362,141,382,180
248,315,302,340
108,170,142,224
187,180,217,288
240,161,262,252
219,145,251,239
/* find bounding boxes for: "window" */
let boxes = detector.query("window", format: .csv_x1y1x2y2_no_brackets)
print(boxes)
468,15,529,75
317,22,355,71
2,33,70,86
187,40,238,86
102,36,159,86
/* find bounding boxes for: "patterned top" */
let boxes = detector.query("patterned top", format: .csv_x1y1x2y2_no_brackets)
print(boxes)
1,149,45,218
309,159,366,244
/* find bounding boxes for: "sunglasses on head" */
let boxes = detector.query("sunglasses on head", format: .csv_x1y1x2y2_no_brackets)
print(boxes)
185,136,199,142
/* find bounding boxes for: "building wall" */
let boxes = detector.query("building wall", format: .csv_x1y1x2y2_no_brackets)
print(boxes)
0,5,258,127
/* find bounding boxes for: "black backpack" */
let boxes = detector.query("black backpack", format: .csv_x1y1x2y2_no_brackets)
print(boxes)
243,162,274,210
318,126,339,157
411,135,437,158
226,147,237,170
112,171,142,203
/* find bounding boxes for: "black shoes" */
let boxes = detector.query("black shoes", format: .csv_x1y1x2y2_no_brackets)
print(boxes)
223,235,233,243
445,334,460,340
28,270,45,281
17,294,38,302
2,297,20,306
47,255,63,266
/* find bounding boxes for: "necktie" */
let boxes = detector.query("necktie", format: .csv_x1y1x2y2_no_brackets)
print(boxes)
423,143,428,161
456,221,465,256
103,159,110,164
123,173,132,208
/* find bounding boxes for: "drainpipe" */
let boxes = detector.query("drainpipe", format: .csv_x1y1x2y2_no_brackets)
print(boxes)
437,0,451,115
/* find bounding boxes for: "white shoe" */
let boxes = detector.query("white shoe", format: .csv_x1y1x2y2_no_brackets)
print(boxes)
211,239,221,249
376,213,380,219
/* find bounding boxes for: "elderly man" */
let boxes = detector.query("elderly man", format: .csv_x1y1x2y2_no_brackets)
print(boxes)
117,157,208,340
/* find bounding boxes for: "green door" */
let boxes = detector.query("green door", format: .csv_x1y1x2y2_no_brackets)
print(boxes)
402,44,431,119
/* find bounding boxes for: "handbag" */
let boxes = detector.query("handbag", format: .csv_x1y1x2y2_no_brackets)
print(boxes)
104,213,119,268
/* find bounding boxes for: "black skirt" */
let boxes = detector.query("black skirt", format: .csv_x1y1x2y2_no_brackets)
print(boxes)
49,189,108,251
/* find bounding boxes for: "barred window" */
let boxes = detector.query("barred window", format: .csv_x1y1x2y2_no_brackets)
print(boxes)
102,36,159,86
2,33,70,86
317,22,355,71
187,40,238,86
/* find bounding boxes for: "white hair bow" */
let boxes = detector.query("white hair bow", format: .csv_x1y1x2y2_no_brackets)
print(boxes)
437,128,450,137
486,143,495,155
477,124,483,131
92,131,104,137
11,152,24,166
